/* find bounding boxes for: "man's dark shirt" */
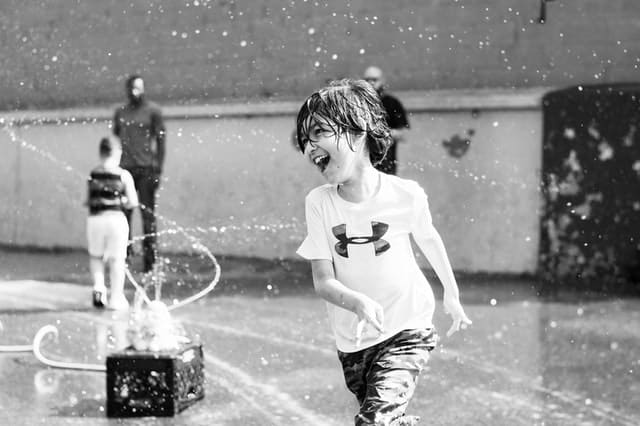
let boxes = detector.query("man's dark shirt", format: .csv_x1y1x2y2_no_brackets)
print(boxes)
377,91,409,175
113,100,165,171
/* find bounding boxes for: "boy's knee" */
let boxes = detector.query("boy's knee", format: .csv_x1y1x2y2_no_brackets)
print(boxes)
356,371,418,425
106,257,126,267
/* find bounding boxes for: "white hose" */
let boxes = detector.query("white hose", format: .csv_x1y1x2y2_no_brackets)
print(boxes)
32,325,105,372
0,344,33,352
0,320,33,352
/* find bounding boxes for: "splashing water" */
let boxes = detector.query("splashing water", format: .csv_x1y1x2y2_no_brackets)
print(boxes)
1,122,222,362
2,122,221,307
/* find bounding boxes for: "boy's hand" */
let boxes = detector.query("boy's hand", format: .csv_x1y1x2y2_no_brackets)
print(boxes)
354,296,384,347
443,293,472,337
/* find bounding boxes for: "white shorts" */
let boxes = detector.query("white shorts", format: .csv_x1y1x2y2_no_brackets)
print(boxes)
86,211,129,260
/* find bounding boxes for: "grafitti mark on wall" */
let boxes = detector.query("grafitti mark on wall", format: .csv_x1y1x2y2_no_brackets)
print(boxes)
442,129,474,158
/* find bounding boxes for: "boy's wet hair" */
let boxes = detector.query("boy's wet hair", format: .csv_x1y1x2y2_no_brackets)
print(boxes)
99,136,122,158
296,79,392,165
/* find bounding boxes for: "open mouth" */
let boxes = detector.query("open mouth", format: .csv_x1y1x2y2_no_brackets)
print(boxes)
312,154,330,172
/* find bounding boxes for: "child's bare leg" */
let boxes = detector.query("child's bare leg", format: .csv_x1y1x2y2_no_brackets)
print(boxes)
107,257,129,310
90,256,106,290
389,415,420,426
90,256,107,307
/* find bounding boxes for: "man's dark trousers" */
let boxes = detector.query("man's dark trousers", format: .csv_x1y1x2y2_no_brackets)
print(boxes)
125,167,160,272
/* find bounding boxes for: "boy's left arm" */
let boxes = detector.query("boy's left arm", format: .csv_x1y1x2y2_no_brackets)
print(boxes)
151,109,166,174
122,171,139,210
413,228,472,337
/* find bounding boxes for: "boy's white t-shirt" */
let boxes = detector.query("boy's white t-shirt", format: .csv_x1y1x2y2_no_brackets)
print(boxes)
297,173,438,353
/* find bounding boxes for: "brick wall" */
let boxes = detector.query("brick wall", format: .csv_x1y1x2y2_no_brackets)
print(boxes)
2,0,639,109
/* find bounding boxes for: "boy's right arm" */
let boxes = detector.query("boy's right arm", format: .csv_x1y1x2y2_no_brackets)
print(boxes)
310,259,384,333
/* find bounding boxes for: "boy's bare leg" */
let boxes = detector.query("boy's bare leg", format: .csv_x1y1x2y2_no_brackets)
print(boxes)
390,415,420,425
90,256,107,308
107,257,129,310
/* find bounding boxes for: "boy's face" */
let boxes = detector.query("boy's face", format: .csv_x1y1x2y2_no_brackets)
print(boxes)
303,118,363,185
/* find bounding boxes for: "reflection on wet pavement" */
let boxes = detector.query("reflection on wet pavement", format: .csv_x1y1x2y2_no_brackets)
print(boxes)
1,269,639,425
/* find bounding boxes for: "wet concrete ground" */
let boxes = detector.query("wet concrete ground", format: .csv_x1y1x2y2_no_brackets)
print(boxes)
0,248,639,426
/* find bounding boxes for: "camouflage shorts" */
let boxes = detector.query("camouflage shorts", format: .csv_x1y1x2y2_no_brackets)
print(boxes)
337,328,439,426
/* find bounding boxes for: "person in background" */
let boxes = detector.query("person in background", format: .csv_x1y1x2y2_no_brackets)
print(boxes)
363,66,410,176
86,136,138,310
113,75,166,272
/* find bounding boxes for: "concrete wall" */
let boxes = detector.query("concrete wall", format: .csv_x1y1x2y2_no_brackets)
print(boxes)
0,88,544,274
0,0,637,109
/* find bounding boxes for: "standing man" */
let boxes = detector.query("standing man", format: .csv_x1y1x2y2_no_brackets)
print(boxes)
363,66,410,175
113,75,166,273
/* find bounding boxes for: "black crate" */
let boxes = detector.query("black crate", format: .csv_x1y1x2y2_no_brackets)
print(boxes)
540,84,640,293
106,343,205,417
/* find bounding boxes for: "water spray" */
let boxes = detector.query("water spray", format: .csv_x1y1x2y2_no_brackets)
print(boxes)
1,122,221,369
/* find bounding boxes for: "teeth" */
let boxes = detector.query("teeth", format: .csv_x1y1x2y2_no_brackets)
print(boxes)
313,155,327,165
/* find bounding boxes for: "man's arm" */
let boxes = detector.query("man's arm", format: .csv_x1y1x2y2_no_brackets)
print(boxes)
112,110,121,137
151,109,166,173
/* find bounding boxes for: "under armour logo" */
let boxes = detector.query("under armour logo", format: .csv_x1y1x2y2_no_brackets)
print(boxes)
332,222,390,258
